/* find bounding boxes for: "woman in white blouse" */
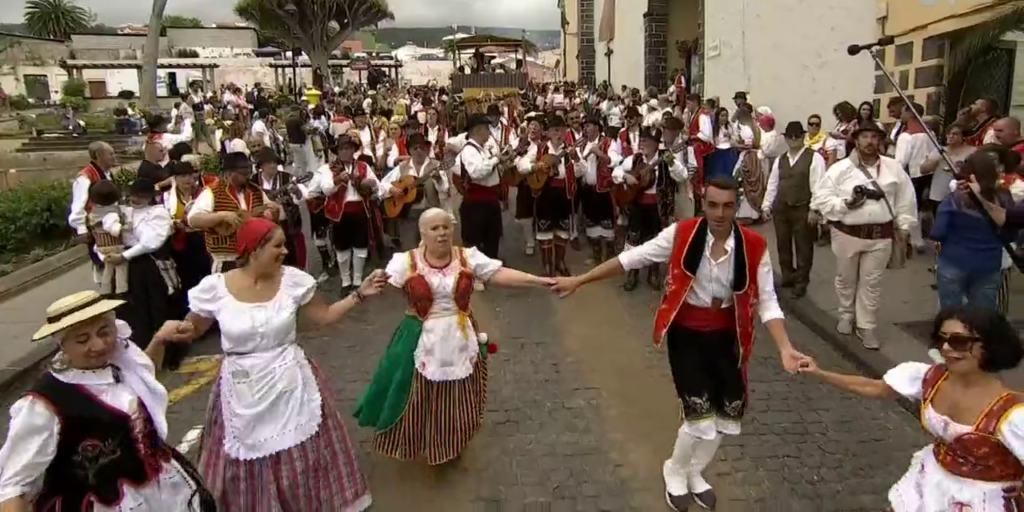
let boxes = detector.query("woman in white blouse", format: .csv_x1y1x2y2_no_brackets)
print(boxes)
104,177,180,352
355,208,554,465
0,291,212,511
158,217,380,511
703,107,739,182
800,305,1024,511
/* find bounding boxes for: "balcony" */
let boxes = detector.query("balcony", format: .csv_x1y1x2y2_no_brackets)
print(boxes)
450,72,528,92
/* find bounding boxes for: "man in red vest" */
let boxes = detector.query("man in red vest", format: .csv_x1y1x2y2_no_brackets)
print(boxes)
69,141,118,283
551,178,810,511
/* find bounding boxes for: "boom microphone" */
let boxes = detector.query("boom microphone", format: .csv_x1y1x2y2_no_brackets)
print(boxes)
846,36,897,56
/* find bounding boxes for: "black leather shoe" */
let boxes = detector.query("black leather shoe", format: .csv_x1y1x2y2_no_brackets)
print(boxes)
623,270,639,291
693,488,717,510
791,285,807,299
780,278,794,288
665,491,694,511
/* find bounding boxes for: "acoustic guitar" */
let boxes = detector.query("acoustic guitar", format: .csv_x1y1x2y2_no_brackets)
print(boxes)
525,152,563,192
451,145,518,196
383,159,456,218
501,137,533,187
612,153,660,206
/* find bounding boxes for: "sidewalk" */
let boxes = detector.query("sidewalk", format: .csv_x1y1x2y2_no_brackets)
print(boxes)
0,262,94,386
755,224,1024,389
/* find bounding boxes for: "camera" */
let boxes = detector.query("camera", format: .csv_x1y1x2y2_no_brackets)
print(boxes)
853,184,886,201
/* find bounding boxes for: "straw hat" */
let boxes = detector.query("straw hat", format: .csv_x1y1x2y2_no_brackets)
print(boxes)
32,291,124,341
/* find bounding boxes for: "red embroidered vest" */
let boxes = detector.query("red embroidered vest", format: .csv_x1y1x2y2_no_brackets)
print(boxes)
422,125,448,160
618,128,635,158
538,143,578,199
403,248,476,324
921,365,1024,484
323,160,371,222
79,163,104,213
653,219,766,374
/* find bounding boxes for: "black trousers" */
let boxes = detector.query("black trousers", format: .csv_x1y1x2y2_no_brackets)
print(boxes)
331,212,370,251
666,325,746,423
626,200,662,247
580,184,615,230
534,185,573,236
460,199,502,258
773,203,814,286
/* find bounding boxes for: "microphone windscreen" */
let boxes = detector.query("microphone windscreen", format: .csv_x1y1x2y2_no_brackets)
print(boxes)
878,35,896,46
846,44,861,56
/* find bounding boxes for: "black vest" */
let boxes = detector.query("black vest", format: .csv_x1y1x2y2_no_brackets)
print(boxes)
30,372,169,511
775,150,815,208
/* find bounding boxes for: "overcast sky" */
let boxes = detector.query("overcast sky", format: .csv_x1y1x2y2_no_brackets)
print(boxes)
0,0,562,30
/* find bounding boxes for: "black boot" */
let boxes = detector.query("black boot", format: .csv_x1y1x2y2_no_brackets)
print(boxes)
541,242,555,277
602,240,615,263
590,241,602,266
623,269,639,291
665,491,695,512
555,242,570,276
648,265,662,291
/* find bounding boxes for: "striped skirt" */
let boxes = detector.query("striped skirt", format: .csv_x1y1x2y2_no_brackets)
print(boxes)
372,358,488,466
198,360,372,512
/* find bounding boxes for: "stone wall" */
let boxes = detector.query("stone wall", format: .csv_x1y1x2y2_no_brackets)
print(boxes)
643,0,669,91
578,0,596,87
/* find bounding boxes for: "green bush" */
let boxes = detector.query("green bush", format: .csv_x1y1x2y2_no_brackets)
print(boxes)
61,78,87,99
60,96,89,112
9,94,31,111
80,113,113,131
199,153,221,175
0,179,73,258
111,166,138,192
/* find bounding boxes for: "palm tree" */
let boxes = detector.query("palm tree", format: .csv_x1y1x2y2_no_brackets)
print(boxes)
23,0,91,40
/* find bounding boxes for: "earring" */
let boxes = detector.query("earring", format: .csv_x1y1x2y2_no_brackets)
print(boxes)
51,351,70,372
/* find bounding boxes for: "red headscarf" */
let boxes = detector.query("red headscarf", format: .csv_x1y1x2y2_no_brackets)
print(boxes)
757,113,776,132
235,217,278,258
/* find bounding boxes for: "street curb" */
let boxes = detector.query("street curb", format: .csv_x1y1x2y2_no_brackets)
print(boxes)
0,343,55,395
776,276,918,416
0,245,89,303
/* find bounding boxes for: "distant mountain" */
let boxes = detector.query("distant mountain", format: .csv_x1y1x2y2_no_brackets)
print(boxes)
374,26,561,50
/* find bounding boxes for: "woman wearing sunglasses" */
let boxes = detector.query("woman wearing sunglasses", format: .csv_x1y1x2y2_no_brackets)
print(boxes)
800,305,1024,511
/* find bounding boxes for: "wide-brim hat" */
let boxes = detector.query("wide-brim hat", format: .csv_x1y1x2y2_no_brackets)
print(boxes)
625,106,642,119
851,119,887,138
466,114,490,132
783,121,806,138
254,147,283,166
547,115,567,129
406,132,430,149
640,127,662,142
733,91,748,101
582,115,603,128
486,104,502,117
129,176,158,196
336,134,360,149
32,290,124,341
222,151,252,173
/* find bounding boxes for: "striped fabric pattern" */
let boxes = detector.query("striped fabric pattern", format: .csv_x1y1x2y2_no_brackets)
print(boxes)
198,361,371,512
999,269,1012,316
373,359,488,466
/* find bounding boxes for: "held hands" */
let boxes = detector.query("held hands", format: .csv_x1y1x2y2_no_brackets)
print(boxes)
153,320,196,344
780,348,812,375
623,174,639,186
357,269,388,297
807,210,822,226
105,253,126,265
549,276,582,298
334,171,352,185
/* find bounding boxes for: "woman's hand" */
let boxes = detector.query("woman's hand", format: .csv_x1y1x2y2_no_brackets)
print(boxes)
154,320,196,344
357,269,387,297
797,356,820,375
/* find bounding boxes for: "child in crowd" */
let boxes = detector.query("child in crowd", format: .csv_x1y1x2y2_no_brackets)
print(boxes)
87,179,128,296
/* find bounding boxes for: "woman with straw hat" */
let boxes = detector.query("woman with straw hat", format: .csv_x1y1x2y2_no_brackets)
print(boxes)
157,217,379,511
0,291,214,511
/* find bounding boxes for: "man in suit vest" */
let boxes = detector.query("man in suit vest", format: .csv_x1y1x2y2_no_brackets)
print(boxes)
551,178,810,512
761,122,827,299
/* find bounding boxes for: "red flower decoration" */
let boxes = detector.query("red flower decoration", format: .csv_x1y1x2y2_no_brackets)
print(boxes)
487,342,498,354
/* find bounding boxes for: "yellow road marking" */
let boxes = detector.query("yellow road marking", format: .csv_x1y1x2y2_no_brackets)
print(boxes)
174,355,223,374
166,355,222,406
168,370,219,405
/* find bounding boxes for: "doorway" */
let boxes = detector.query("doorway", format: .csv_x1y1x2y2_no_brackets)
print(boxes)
22,75,50,102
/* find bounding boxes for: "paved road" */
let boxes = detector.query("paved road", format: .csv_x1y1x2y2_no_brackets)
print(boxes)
0,211,930,511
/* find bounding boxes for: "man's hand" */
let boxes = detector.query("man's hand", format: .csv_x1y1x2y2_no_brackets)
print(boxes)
390,185,404,198
807,210,822,226
72,233,91,245
623,174,639,186
779,348,811,375
333,171,351,185
105,253,126,265
761,209,772,221
218,211,243,230
551,276,583,298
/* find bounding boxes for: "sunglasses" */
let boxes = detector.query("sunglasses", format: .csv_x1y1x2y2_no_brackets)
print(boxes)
807,122,821,127
931,332,981,352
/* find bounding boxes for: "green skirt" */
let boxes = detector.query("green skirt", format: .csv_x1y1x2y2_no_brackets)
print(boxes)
354,315,423,432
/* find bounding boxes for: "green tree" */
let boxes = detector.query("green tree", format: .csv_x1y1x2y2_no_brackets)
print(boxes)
234,0,393,89
22,0,91,40
163,14,204,27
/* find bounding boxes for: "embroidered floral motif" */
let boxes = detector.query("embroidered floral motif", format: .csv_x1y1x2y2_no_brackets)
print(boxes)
73,438,122,485
682,394,713,419
722,399,745,419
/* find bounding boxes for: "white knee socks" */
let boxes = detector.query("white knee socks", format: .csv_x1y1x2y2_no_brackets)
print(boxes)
688,435,723,494
663,425,697,496
520,219,535,249
336,249,352,287
352,248,368,284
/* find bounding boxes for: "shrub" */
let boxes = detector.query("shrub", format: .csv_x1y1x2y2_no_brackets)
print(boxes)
61,78,87,99
80,113,113,131
199,153,221,175
0,179,73,257
60,96,89,112
112,166,138,192
9,94,31,111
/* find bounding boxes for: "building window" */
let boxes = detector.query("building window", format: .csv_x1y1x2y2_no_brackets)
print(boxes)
874,74,893,94
875,48,886,71
895,42,914,66
926,91,942,116
915,64,944,88
899,69,910,89
872,98,881,117
921,36,946,61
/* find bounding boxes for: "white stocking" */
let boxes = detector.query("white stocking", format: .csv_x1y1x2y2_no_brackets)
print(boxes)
336,249,352,287
663,425,697,496
352,248,368,284
688,434,723,494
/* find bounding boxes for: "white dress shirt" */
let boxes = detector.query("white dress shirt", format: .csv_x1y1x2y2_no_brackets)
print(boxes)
612,153,685,195
695,113,714,144
763,148,827,212
68,167,115,235
517,141,571,179
378,159,451,206
251,119,271,147
425,124,445,147
456,140,502,187
575,137,623,185
99,212,123,238
895,130,934,179
186,187,272,223
811,155,918,230
611,127,640,162
357,126,375,158
376,140,400,169
302,161,379,203
604,103,622,127
489,123,518,149
618,223,784,323
120,205,172,260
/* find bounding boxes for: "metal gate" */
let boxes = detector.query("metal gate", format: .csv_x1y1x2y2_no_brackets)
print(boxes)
946,45,1015,122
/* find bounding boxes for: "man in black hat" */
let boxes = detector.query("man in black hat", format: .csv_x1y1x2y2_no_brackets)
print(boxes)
351,107,376,159
486,103,519,151
187,151,279,273
612,127,687,291
612,106,643,161
253,147,306,270
575,114,619,263
517,115,578,276
811,120,918,349
379,132,450,247
455,113,512,274
761,121,827,299
299,133,381,293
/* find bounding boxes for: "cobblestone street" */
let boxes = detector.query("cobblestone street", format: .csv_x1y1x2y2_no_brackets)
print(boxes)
0,213,931,511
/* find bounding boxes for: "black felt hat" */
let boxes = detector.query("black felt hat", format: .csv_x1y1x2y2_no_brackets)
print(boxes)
582,114,603,129
783,121,806,138
465,114,490,132
640,127,662,142
222,151,252,173
336,134,361,149
129,177,158,196
406,132,431,149
253,147,283,166
850,119,887,138
486,104,502,117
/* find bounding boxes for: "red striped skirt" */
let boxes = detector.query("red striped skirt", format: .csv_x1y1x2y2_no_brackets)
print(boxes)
198,360,372,512
372,357,488,465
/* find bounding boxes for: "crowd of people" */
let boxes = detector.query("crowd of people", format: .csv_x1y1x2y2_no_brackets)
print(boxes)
0,71,1023,511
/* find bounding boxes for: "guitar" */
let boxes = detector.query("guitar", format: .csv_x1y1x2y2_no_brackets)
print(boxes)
383,158,456,218
258,173,315,204
612,153,660,206
451,144,518,196
501,137,533,187
526,141,580,192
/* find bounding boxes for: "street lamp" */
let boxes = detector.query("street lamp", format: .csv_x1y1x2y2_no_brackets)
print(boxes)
283,3,300,101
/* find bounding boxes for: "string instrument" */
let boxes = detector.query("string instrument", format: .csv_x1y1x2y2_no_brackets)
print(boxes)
612,153,661,206
383,158,456,218
451,144,517,195
501,137,533,187
260,173,315,204
526,146,572,192
306,161,374,213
